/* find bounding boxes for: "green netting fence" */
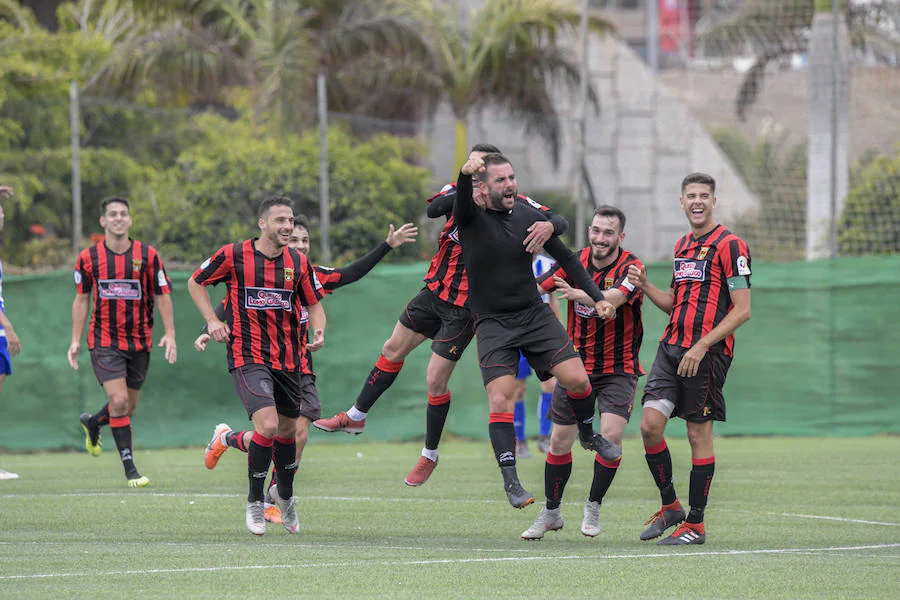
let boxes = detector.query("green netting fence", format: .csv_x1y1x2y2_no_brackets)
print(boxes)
1,255,898,451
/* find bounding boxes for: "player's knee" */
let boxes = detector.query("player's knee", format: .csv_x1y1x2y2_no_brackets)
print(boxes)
601,426,625,448
639,417,664,443
566,377,591,396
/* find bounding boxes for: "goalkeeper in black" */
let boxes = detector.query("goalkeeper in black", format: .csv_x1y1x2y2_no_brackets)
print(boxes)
454,152,620,508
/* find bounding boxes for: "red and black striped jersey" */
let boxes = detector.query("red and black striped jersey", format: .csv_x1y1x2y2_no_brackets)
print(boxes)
74,240,171,352
424,183,557,308
539,248,644,375
192,239,323,372
663,224,751,357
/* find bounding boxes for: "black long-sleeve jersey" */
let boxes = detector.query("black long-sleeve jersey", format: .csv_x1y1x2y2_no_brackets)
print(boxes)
453,171,605,315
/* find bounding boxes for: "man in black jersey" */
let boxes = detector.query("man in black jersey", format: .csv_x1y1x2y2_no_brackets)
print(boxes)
455,153,620,508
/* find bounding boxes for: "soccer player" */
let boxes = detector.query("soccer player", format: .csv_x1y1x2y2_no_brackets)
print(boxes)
627,172,752,545
520,205,645,539
512,252,560,458
200,216,417,523
455,153,620,508
314,143,566,488
188,196,325,536
0,185,21,481
69,196,176,488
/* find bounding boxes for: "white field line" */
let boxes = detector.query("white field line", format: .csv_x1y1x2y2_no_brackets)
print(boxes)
780,513,900,527
2,543,899,581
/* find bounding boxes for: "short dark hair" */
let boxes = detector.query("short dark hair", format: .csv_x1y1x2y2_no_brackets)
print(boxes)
470,143,501,154
100,196,129,216
480,153,511,173
594,205,626,232
258,195,293,218
294,213,310,232
681,172,716,195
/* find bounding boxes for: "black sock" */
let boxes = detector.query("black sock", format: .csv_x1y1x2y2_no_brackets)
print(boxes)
687,458,715,524
273,436,298,501
488,416,516,468
566,388,595,441
110,415,137,477
544,453,572,510
226,430,248,451
355,355,403,412
425,393,451,450
247,433,273,503
93,404,110,429
645,440,677,506
589,455,621,503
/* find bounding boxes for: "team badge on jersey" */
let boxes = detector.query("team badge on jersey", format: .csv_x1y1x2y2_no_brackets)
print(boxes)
604,277,615,290
697,247,709,260
284,267,294,282
736,255,751,276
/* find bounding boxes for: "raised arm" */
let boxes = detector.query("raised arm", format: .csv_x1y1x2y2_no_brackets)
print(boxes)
427,189,456,218
453,156,485,225
327,223,417,291
543,237,614,319
627,265,673,313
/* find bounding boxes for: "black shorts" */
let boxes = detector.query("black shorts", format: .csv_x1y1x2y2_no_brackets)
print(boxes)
398,287,475,361
474,303,580,386
641,342,732,422
549,373,638,425
231,364,313,420
90,348,150,390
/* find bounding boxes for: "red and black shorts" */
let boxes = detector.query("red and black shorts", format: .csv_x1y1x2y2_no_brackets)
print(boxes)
89,347,150,390
231,365,319,420
548,373,639,425
641,342,732,423
398,287,475,362
474,303,580,387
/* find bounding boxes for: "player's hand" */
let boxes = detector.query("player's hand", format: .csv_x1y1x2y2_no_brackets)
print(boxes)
5,328,20,356
207,318,230,343
386,223,418,248
677,343,708,377
67,341,80,370
595,300,616,320
627,265,647,289
193,333,211,352
523,221,553,253
158,332,177,364
0,186,13,198
461,155,485,176
308,329,325,352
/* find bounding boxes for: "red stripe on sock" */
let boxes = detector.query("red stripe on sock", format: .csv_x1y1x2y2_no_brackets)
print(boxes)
567,387,592,400
489,412,514,424
251,431,274,447
546,452,573,465
644,440,668,454
274,436,294,445
109,416,130,428
236,431,249,452
692,455,715,466
595,454,622,469
375,355,404,373
428,392,451,406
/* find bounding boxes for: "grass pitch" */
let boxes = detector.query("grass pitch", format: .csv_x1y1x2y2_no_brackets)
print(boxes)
1,436,898,599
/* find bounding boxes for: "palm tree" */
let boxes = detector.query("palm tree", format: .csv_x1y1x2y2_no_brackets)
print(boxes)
695,0,899,120
396,0,612,167
87,0,431,132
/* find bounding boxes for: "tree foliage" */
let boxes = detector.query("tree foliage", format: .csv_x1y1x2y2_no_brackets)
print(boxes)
712,127,807,261
837,148,900,255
